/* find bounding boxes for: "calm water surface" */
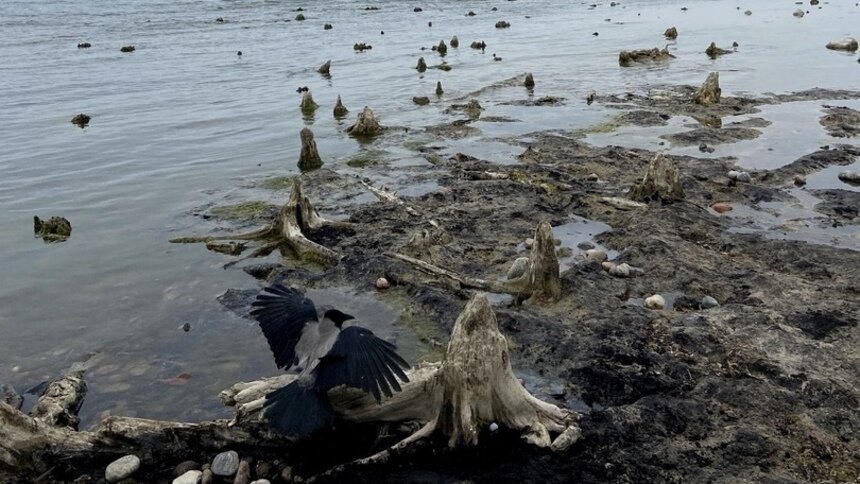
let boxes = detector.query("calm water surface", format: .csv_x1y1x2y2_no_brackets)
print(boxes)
1,0,858,426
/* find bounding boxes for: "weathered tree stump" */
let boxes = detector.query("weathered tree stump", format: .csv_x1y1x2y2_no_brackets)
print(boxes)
618,46,673,65
437,40,448,56
450,36,459,48
346,107,383,138
524,72,535,89
693,72,721,106
416,57,427,72
664,26,678,39
628,153,685,203
436,81,444,96
300,91,319,115
333,95,349,118
317,60,331,75
34,216,72,242
298,127,323,171
705,42,731,58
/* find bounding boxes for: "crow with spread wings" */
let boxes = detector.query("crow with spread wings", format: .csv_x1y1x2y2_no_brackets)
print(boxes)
250,283,411,437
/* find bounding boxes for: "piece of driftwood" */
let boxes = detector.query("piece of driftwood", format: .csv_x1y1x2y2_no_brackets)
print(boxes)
169,177,340,265
388,221,561,303
1,294,579,481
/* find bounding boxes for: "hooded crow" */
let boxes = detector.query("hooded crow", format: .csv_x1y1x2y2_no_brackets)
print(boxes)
251,283,410,437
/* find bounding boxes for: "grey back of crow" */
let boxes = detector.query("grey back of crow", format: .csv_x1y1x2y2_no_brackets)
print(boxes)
250,283,410,437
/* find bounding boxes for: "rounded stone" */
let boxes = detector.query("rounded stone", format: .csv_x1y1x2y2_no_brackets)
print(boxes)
375,277,390,290
601,261,615,271
524,238,534,249
644,294,666,310
584,249,608,262
173,470,202,484
174,461,200,477
577,241,596,250
793,175,806,186
211,451,240,476
105,455,140,483
700,296,719,309
507,257,529,280
608,263,631,278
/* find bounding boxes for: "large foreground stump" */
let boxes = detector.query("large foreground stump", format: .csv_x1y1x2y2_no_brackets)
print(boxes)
628,153,685,203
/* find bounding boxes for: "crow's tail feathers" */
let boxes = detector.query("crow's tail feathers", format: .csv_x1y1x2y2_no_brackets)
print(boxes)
264,381,333,438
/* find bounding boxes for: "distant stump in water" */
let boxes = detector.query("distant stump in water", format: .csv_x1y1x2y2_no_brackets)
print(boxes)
297,128,323,171
295,13,305,21
318,60,331,75
450,36,459,48
71,113,91,127
826,37,858,52
705,41,732,58
524,72,535,89
120,45,135,53
664,26,677,39
413,96,430,106
333,95,349,118
300,91,319,115
34,216,72,242
324,23,333,30
353,43,372,52
347,106,383,138
437,40,448,56
77,42,91,49
628,153,685,203
495,20,511,28
618,46,672,65
436,81,444,96
693,72,721,106
416,57,427,72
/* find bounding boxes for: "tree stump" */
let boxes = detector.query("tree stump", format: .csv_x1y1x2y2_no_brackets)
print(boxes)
298,128,323,171
693,72,721,106
317,60,331,76
628,153,685,203
346,107,383,138
300,91,319,115
524,72,535,89
416,57,427,72
333,95,349,118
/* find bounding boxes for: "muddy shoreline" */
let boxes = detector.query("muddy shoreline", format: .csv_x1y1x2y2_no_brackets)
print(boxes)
5,83,860,483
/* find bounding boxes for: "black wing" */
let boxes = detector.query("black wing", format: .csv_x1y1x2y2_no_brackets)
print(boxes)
250,284,318,369
312,326,410,402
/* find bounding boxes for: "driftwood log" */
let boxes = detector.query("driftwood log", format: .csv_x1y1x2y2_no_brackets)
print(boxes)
388,220,561,304
169,177,341,265
1,294,579,480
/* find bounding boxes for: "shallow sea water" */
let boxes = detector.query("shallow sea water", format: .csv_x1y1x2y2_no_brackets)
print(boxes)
0,0,858,426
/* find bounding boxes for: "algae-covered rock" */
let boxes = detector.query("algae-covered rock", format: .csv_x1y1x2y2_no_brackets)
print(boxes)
413,96,430,106
437,40,448,56
693,72,721,106
34,216,72,242
298,127,323,171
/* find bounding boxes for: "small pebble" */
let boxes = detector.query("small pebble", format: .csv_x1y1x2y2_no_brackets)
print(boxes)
375,277,390,290
251,481,271,484
105,455,141,483
524,238,534,249
700,296,719,309
577,241,595,250
173,470,202,484
727,170,751,182
584,249,607,262
608,263,631,278
280,467,294,482
234,460,252,484
201,469,214,484
181,322,191,332
711,202,732,214
644,294,666,310
489,422,499,432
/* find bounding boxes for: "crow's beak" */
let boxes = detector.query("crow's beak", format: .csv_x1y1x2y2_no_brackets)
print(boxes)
343,313,356,321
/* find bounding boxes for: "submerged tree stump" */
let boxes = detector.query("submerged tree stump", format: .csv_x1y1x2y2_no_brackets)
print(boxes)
524,72,535,89
628,153,685,203
298,127,323,171
619,46,673,65
333,95,349,118
300,91,319,115
317,60,331,75
693,72,721,106
346,106,383,137
416,57,427,72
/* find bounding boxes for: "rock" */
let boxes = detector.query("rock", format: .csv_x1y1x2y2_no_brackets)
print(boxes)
216,17,224,22
793,9,804,17
201,469,213,484
507,257,530,280
450,36,459,48
181,322,191,332
700,296,719,309
464,99,482,118
693,72,721,106
838,170,860,184
601,261,614,271
297,128,323,171
175,461,200,477
237,51,242,56
644,294,666,310
470,40,486,50
467,11,476,16
744,10,752,15
524,238,535,249
347,106,383,137
705,42,731,58
628,154,684,203
826,37,858,52
416,56,427,72
436,81,444,96
557,247,573,258
105,455,140,482
586,90,596,105
211,451,240,477
77,42,91,48
664,26,677,39
495,20,511,28
711,202,732,213
793,175,807,186
586,173,599,181
619,46,672,65
333,95,349,118
34,215,72,241
255,462,272,480
234,460,251,484
577,241,595,250
120,45,135,53
324,23,332,30
300,91,318,115
317,60,331,75
251,481,271,484
295,13,305,21
728,170,751,182
71,113,91,127
437,40,448,55
413,96,430,106
609,263,631,278
413,7,422,12
173,470,202,484
584,249,608,262
353,42,372,51
699,143,715,153
280,467,293,481
375,277,390,290
524,72,535,89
